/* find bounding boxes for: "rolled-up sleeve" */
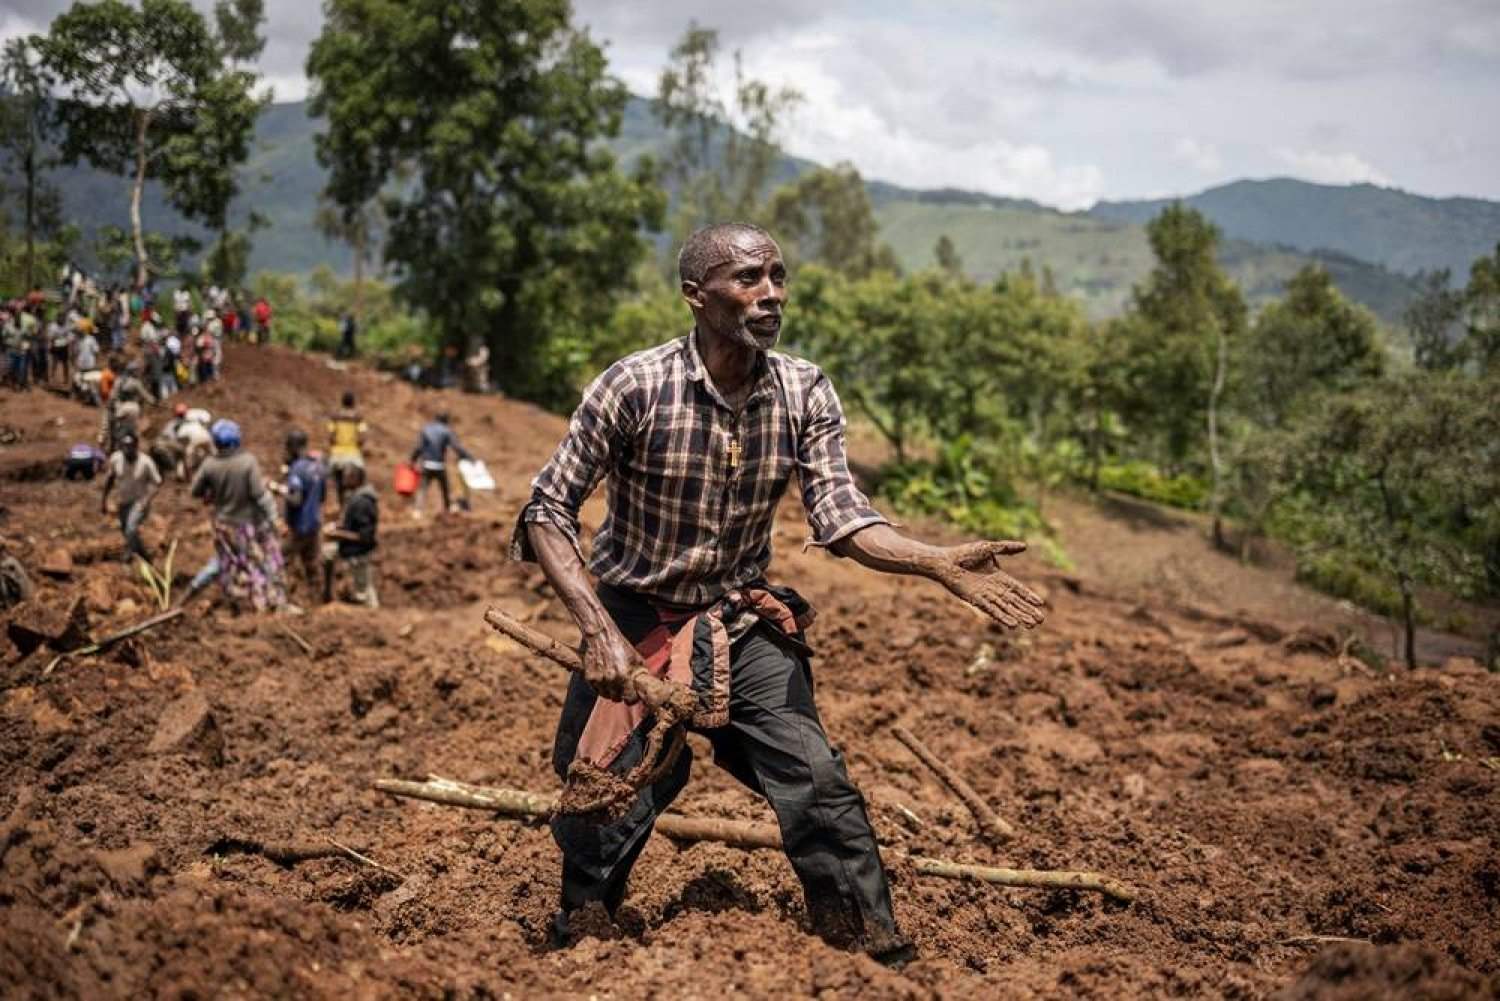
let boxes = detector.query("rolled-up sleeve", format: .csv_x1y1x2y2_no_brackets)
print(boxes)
509,362,638,564
798,372,889,548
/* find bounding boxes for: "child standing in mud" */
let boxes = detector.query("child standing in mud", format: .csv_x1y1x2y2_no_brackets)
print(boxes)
513,223,1046,965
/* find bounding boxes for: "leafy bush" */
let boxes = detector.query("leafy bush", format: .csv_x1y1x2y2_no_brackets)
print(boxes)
876,436,1070,568
1293,549,1423,624
1096,460,1209,509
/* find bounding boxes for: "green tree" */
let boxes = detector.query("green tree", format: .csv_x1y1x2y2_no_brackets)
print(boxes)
307,0,665,406
34,0,257,288
1462,243,1500,373
1276,371,1500,668
314,193,386,325
1241,265,1384,429
1403,269,1465,371
1122,204,1246,541
654,24,800,237
191,0,272,287
786,266,937,462
92,224,199,283
0,38,58,292
767,163,895,279
934,234,963,277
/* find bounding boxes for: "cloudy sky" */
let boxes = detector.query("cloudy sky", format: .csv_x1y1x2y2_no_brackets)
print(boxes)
4,0,1497,210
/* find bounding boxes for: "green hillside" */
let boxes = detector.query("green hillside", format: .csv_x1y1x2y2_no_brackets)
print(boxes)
872,198,1424,322
1091,178,1500,279
18,98,1466,325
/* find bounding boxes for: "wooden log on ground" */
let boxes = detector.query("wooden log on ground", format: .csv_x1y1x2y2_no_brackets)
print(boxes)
892,725,1015,844
907,856,1134,902
42,607,187,677
276,622,315,658
374,777,1134,902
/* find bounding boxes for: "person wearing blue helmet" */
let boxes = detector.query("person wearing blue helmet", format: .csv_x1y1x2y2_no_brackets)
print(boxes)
185,418,292,612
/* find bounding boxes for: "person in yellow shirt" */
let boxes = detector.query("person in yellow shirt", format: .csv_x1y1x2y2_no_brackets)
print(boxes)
326,390,368,508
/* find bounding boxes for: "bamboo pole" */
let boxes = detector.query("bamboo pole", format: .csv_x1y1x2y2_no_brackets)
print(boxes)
892,725,1015,844
373,777,1135,903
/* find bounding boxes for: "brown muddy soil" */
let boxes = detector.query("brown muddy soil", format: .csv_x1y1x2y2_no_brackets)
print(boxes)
2,343,1498,999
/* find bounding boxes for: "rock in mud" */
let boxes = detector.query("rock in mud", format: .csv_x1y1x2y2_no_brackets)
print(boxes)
147,689,225,767
36,548,74,580
94,842,160,889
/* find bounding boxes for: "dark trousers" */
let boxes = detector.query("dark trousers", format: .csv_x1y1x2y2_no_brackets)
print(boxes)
551,584,901,948
417,467,449,511
118,500,149,561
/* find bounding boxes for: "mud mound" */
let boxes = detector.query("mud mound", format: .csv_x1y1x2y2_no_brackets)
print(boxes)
2,344,1498,998
1275,942,1500,1000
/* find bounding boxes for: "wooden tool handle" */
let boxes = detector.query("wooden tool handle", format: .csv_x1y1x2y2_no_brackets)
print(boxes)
483,606,583,672
482,605,691,715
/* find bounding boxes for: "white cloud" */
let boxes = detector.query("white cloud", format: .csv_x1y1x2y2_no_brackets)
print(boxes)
5,0,1499,205
1172,138,1223,173
1274,148,1392,186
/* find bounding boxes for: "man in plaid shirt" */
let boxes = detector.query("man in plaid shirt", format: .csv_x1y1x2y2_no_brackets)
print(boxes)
515,223,1045,963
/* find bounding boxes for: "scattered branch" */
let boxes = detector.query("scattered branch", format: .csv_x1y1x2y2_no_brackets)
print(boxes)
374,777,1135,902
42,607,185,677
892,725,1015,844
1280,935,1371,947
276,622,315,658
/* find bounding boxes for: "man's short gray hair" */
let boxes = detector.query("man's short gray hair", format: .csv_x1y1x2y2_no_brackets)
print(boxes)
677,222,775,285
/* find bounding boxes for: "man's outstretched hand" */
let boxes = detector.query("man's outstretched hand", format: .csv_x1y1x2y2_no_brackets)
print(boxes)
831,525,1049,631
933,539,1047,629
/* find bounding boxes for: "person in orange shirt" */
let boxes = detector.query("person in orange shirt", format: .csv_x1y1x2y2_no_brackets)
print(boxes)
98,355,119,403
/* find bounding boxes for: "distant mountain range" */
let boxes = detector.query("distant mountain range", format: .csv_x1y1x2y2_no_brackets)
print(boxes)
1092,179,1500,280
20,97,1499,327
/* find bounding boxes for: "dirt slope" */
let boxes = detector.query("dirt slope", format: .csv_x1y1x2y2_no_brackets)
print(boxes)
1,343,1497,999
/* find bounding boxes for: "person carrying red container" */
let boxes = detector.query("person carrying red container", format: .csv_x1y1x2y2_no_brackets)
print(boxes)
408,411,472,517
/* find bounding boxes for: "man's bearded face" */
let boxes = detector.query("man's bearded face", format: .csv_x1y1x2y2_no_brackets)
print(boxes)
695,235,788,351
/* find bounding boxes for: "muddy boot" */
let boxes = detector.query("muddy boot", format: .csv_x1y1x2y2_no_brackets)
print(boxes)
548,909,572,950
865,928,917,969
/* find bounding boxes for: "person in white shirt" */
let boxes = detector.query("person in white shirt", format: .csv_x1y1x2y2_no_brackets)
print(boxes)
160,325,182,399
173,287,192,336
47,315,71,385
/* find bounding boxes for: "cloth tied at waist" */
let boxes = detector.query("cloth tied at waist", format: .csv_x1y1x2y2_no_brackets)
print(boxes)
573,583,815,773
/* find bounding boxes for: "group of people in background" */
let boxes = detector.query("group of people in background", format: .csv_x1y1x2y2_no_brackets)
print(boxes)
2,263,274,404
2,262,388,617
4,264,494,620
82,392,384,615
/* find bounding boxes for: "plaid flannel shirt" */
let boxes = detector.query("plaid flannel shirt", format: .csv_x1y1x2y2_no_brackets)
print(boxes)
511,332,888,607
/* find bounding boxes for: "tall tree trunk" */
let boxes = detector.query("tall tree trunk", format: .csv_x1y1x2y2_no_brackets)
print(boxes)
131,108,152,289
353,223,365,325
1375,469,1417,670
1398,570,1417,670
1207,323,1228,550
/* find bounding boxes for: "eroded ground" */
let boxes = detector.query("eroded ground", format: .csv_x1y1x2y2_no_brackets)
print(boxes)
2,344,1496,999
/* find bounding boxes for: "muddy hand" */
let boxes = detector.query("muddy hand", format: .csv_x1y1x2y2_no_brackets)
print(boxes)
579,625,642,704
938,540,1046,629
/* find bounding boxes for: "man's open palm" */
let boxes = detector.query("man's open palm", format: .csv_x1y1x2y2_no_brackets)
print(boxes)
941,540,1047,629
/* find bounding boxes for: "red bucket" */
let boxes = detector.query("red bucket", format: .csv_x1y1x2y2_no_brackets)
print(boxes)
394,462,420,496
